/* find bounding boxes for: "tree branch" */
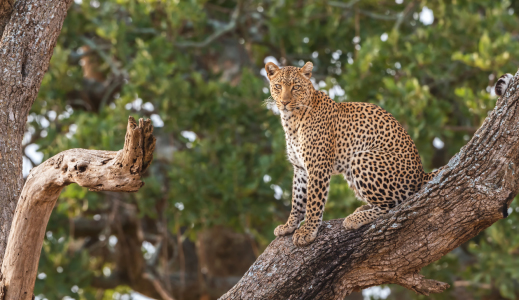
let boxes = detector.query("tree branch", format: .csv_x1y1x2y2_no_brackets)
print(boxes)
80,36,123,77
144,273,176,300
220,69,519,299
327,0,361,9
394,1,416,31
358,9,401,21
72,217,107,238
443,125,478,133
0,117,156,300
175,4,240,48
0,0,73,277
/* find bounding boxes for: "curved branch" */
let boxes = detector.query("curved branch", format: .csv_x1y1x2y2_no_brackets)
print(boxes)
220,69,519,299
0,117,156,300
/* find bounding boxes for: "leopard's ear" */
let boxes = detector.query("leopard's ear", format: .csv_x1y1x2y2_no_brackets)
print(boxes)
300,62,313,79
265,62,280,79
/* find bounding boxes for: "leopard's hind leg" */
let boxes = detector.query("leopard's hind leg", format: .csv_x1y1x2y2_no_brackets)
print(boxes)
343,205,388,230
343,150,422,230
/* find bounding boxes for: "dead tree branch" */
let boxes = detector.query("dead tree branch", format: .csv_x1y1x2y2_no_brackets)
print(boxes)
0,117,156,300
220,69,519,299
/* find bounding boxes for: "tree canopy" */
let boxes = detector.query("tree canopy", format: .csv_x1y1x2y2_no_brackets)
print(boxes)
26,0,519,299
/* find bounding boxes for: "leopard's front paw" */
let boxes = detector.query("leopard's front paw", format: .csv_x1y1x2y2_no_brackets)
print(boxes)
292,225,318,247
343,215,363,230
274,223,297,237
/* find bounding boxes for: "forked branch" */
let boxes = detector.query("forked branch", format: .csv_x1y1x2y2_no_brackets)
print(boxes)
0,117,157,300
220,69,519,299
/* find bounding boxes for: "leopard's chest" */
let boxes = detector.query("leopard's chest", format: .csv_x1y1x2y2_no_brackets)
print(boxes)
285,131,305,170
281,118,306,170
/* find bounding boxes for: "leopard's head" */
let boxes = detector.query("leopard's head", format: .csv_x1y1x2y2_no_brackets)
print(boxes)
265,62,314,116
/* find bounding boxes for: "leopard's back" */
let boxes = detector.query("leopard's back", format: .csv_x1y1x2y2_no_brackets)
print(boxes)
335,102,426,178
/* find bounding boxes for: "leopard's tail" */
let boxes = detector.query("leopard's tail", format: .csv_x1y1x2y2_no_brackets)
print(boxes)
495,73,514,96
423,169,441,184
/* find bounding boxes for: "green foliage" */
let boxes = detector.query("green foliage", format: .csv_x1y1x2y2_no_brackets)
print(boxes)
27,0,519,298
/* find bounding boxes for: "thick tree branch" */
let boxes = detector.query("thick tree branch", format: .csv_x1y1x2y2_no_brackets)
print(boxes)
220,69,519,299
0,117,156,300
0,0,73,274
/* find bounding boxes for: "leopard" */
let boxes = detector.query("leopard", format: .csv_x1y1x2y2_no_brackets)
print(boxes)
265,61,440,247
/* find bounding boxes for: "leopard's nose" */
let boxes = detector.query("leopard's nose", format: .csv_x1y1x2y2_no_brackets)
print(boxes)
281,100,291,106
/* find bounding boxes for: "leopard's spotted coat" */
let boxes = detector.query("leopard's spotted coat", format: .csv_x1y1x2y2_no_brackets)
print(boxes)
266,61,439,247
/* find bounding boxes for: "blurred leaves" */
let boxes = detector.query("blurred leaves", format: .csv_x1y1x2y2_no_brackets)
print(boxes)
25,0,519,299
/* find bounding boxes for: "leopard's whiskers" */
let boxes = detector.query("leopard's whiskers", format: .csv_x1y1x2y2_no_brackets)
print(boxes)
263,95,276,107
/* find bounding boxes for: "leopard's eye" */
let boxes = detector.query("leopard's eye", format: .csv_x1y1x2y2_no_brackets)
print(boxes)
293,85,301,90
274,84,282,89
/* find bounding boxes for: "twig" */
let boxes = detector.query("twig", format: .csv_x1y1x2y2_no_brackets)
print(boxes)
443,125,478,133
98,76,123,112
453,280,492,289
177,228,186,300
161,199,172,293
354,7,360,58
175,4,240,48
205,3,233,13
80,36,122,77
358,9,401,21
329,0,401,21
394,1,416,31
327,0,361,9
143,273,176,300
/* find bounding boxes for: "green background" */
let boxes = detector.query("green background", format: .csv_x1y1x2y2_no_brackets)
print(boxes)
25,0,519,299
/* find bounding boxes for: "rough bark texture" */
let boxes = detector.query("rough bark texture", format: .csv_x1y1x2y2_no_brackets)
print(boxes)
0,0,14,36
0,0,72,273
220,69,519,300
0,117,156,300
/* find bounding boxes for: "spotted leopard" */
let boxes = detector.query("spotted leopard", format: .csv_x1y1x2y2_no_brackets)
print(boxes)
266,61,440,247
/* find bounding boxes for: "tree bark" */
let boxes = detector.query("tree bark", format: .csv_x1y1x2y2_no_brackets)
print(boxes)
0,0,72,275
0,117,156,300
0,0,14,37
220,69,519,300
